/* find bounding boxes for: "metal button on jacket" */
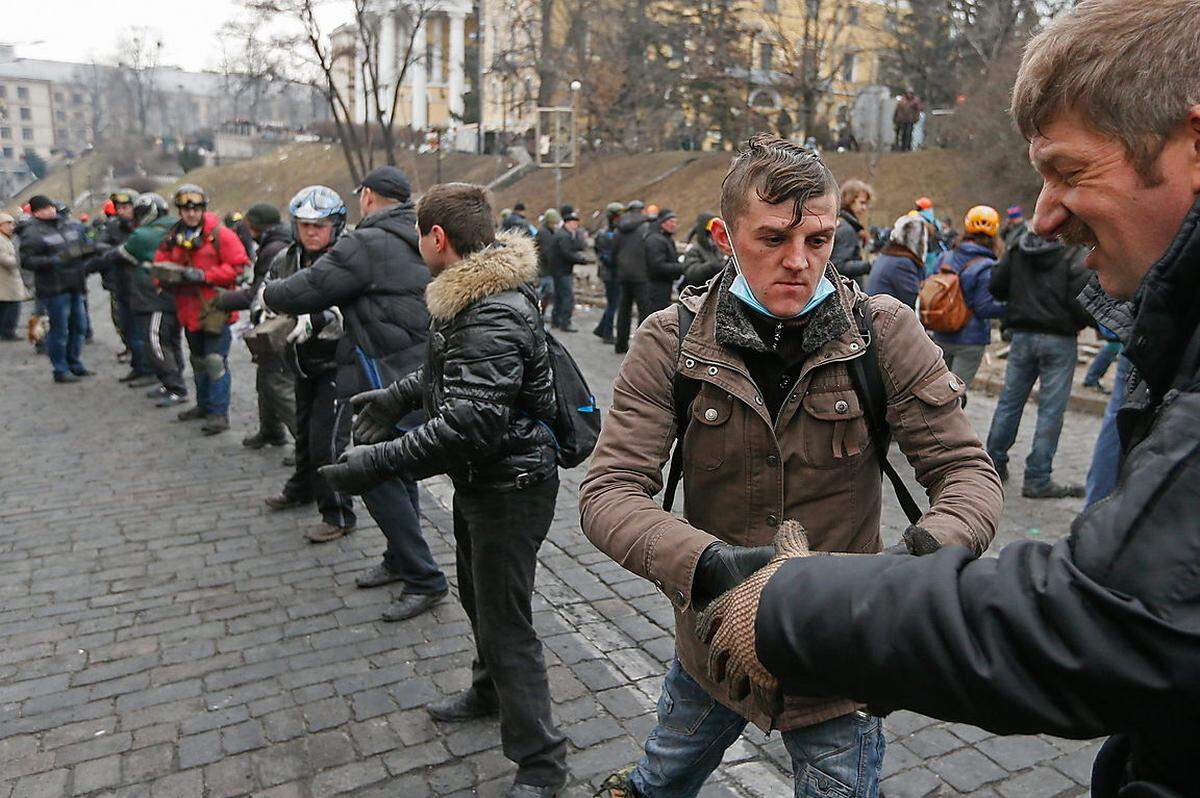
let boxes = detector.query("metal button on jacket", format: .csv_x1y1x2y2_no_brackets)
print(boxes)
684,358,695,369
949,377,960,390
766,454,780,467
766,514,779,527
704,408,719,422
707,366,719,376
835,400,849,414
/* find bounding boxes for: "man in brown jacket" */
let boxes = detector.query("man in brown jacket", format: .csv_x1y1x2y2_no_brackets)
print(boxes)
580,134,1003,798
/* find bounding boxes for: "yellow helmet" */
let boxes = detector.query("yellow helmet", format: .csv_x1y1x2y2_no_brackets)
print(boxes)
964,205,1000,238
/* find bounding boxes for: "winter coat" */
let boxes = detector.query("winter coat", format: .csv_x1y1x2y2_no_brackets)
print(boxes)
262,201,430,399
831,210,870,278
679,241,726,292
579,265,1003,732
0,233,30,302
500,211,535,236
988,232,1091,337
866,246,924,309
644,227,681,312
754,196,1200,798
535,224,557,278
929,241,1006,347
118,215,177,314
94,217,134,295
614,211,650,282
19,216,94,298
548,226,589,277
371,232,558,490
250,224,293,289
154,212,249,332
269,244,339,379
595,225,619,282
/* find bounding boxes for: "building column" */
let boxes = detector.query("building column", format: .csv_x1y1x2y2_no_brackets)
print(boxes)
449,11,466,119
379,11,397,108
411,16,428,130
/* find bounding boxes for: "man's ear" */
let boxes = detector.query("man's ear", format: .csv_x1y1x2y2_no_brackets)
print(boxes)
432,224,448,253
1189,105,1200,196
710,218,734,256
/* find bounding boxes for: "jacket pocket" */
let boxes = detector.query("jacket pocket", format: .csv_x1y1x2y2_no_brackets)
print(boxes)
687,385,731,471
800,389,868,469
908,371,967,449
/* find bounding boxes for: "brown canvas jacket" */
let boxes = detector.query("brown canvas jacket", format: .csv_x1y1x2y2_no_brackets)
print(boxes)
579,266,1003,731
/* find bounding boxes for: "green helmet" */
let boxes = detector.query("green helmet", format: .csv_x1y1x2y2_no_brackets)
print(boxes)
542,208,562,226
110,188,138,206
606,202,624,216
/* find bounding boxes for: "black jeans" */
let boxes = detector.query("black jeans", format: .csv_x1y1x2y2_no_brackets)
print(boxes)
284,371,355,528
133,310,187,395
615,280,650,353
0,301,20,338
255,353,297,441
453,476,567,789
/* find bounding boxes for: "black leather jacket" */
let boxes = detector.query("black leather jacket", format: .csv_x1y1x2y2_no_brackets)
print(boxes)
372,232,558,490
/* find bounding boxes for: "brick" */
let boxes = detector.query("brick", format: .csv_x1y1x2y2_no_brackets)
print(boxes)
928,748,1009,793
997,766,1076,798
880,767,943,798
178,731,223,769
221,720,267,754
303,697,351,732
149,769,203,798
262,708,306,743
71,755,120,795
382,741,452,775
203,753,258,798
11,769,69,798
304,732,357,770
53,731,132,767
121,742,174,783
310,758,388,798
251,740,310,788
976,735,1060,771
726,760,794,798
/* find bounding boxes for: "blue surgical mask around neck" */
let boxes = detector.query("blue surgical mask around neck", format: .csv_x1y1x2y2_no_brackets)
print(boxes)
727,244,836,320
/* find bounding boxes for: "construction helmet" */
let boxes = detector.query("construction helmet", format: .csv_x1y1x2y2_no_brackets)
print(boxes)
102,199,116,217
915,196,933,210
110,188,137,205
133,193,169,228
964,205,1001,238
646,204,660,219
605,201,624,217
173,184,208,209
288,185,347,243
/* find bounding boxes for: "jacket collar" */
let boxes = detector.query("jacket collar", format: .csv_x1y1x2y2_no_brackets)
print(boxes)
1121,195,1200,397
424,231,538,321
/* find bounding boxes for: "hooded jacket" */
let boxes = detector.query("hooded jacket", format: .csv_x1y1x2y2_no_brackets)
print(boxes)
988,232,1091,337
262,201,430,398
119,215,178,314
754,196,1200,798
368,232,558,490
929,240,1006,347
19,216,95,298
867,246,924,309
251,224,293,289
831,209,870,278
579,264,1002,732
154,211,249,332
614,211,650,282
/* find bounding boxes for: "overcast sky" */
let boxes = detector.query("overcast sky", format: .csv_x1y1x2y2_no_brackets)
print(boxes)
4,1,352,73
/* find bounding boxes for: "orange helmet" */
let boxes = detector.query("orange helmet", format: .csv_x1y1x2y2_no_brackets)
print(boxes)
915,196,933,210
102,199,116,217
964,205,1001,238
79,213,90,222
646,204,660,219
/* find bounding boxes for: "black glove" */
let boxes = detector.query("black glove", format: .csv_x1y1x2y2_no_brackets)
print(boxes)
317,445,387,495
691,541,776,609
350,386,409,444
883,525,941,556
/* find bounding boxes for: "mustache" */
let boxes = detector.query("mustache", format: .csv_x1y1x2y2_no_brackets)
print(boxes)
1058,216,1097,248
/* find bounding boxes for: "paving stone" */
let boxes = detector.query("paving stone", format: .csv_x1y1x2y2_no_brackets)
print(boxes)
976,735,1061,771
302,698,352,733
71,755,120,795
149,769,204,798
928,748,1010,793
1049,741,1103,785
10,769,69,798
203,753,258,798
905,726,965,759
309,758,389,798
997,766,1076,798
178,730,223,769
564,716,625,748
221,720,267,755
880,767,943,798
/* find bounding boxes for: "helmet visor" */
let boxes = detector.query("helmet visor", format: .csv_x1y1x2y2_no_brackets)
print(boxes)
112,191,135,205
175,191,206,209
289,186,345,222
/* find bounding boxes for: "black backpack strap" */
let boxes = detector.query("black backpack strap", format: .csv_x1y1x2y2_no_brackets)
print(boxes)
847,300,924,525
663,304,698,511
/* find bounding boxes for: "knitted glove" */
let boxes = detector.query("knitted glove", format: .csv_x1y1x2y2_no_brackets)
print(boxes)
883,525,941,556
350,385,410,444
696,520,812,715
317,444,387,495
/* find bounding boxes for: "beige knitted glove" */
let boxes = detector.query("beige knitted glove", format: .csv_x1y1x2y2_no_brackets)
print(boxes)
695,520,812,716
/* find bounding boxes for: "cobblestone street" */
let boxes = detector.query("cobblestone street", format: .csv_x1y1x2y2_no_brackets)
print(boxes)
1,290,1103,798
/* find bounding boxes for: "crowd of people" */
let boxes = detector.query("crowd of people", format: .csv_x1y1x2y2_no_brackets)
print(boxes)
1,2,1197,796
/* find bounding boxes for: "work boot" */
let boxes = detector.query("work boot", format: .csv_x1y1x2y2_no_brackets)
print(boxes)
156,392,187,408
264,494,312,511
53,372,81,384
178,406,207,421
594,768,638,798
1022,481,1085,499
426,687,497,722
242,431,287,449
305,522,355,543
356,564,406,589
200,414,230,435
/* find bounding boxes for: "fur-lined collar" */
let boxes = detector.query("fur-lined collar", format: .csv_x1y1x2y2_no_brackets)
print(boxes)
424,231,538,321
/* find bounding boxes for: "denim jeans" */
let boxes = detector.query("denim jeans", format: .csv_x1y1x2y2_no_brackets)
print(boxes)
1084,340,1122,386
43,291,86,376
185,325,233,415
593,276,620,339
551,273,575,328
359,468,447,594
631,660,885,798
115,295,151,376
1085,355,1132,507
939,342,986,389
985,331,1077,490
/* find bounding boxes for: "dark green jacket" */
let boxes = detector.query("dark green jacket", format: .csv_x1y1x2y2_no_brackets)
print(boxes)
119,216,177,313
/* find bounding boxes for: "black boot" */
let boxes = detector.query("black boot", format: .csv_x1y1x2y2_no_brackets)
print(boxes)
426,687,498,722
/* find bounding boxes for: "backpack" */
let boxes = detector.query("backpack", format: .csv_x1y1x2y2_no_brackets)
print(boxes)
662,302,922,525
917,255,985,333
542,330,602,468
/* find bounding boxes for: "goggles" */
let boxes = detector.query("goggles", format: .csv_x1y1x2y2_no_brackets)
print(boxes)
111,192,135,205
175,192,206,209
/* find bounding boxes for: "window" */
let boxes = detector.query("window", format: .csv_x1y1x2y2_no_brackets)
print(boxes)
841,53,856,82
760,43,775,73
17,86,28,100
19,107,31,121
2,147,12,159
847,3,858,25
72,92,82,104
806,0,819,16
0,127,9,139
22,128,33,141
54,92,63,103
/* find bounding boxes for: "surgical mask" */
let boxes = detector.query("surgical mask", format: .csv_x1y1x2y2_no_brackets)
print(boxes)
728,241,835,320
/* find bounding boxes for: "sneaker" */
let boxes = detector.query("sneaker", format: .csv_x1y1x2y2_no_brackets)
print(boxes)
177,406,207,422
156,392,188,408
242,431,287,449
426,687,497,721
305,522,355,543
594,769,638,798
146,385,168,398
356,564,406,589
53,372,81,384
200,415,230,435
1022,481,1085,499
264,494,312,511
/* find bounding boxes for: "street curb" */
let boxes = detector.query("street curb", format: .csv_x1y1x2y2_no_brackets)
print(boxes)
976,372,1108,417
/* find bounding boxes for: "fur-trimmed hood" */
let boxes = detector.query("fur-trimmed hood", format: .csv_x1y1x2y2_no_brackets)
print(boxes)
425,231,538,321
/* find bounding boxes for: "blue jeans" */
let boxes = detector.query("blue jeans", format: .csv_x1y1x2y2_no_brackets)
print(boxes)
551,273,575,328
630,660,885,798
185,325,233,415
1084,340,1122,386
43,291,87,376
1085,355,1132,507
115,295,151,375
985,331,1077,489
593,276,620,338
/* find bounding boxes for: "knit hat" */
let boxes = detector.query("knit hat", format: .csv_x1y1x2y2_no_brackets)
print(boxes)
542,208,562,226
1006,205,1024,220
890,214,928,262
28,195,53,212
246,203,282,227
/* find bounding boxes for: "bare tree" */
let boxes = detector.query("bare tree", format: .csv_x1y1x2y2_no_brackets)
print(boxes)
219,11,287,121
107,28,164,139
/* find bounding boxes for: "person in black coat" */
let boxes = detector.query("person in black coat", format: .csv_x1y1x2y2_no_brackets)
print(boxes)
612,201,650,353
548,210,590,331
831,179,872,282
644,208,682,313
691,3,1200,793
321,183,567,798
263,166,447,621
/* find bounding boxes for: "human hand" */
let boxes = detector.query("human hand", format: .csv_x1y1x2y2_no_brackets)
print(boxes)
350,386,408,444
318,306,343,340
287,313,312,343
691,541,776,610
182,267,207,284
696,520,812,715
317,445,386,495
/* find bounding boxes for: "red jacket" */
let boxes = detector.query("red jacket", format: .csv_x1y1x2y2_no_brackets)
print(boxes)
155,212,249,332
